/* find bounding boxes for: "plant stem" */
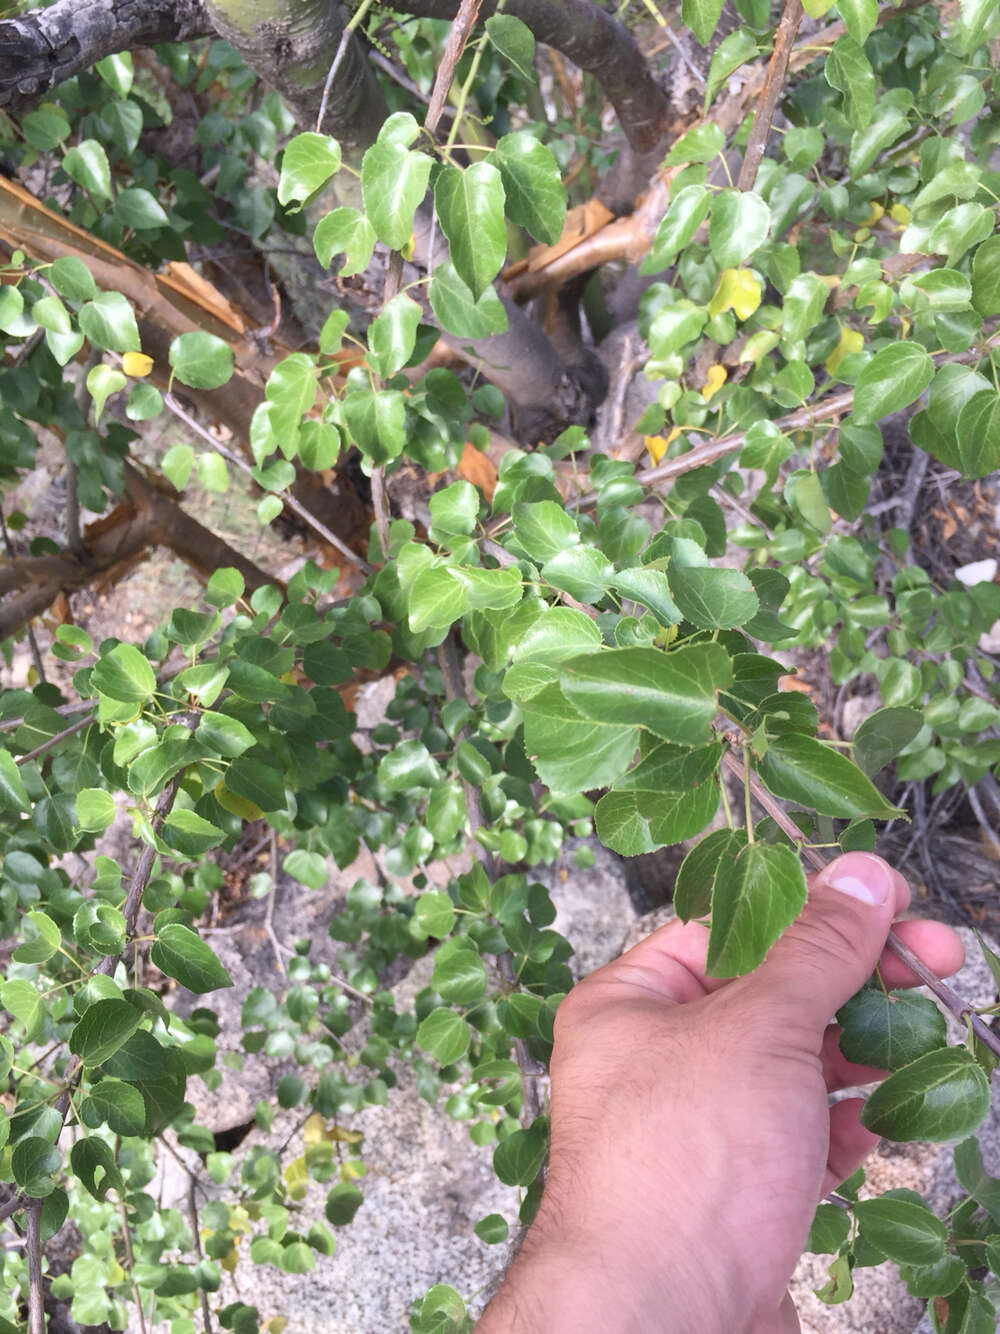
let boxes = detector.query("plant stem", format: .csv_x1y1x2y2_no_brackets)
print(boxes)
736,0,803,191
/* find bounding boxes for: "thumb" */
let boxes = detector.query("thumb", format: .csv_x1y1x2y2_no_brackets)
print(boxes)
749,852,900,1031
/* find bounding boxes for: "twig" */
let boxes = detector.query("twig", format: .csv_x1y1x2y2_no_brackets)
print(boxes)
892,447,929,536
721,750,1000,1060
0,1192,26,1224
736,0,803,192
14,712,95,767
425,0,483,137
967,784,1000,860
0,702,89,733
119,1201,148,1334
370,465,391,563
184,1176,213,1334
26,1200,44,1334
314,0,379,133
266,832,288,977
571,334,1000,513
163,394,373,575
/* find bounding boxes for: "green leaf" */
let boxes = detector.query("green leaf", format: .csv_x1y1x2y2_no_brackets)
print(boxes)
521,684,639,791
12,1137,62,1198
805,1202,851,1254
314,207,376,277
70,1000,143,1067
429,480,479,539
162,442,195,491
972,234,1000,315
706,842,807,978
897,1254,966,1300
75,788,116,833
86,363,127,423
197,452,229,493
489,133,566,245
860,1047,990,1142
667,566,759,629
511,500,579,563
1,979,44,1040
853,1197,947,1266
343,387,406,465
150,924,233,994
115,187,169,230
432,940,487,1005
368,293,422,378
485,13,536,78
70,1138,122,1202
474,1214,509,1244
675,828,745,920
78,291,141,353
126,383,163,421
379,739,443,790
561,643,732,745
413,891,456,940
611,568,682,628
758,734,904,819
704,27,758,107
417,1008,471,1064
853,706,924,775
168,331,235,391
81,1079,146,1136
13,910,61,965
361,139,433,250
428,263,508,338
710,192,770,268
277,132,341,208
683,0,725,44
91,643,156,703
836,0,877,45
493,1117,548,1186
664,123,725,165
435,163,508,300
647,301,708,360
837,988,948,1071
954,1136,1000,1226
641,185,711,273
325,1182,364,1226
63,139,112,202
162,809,225,857
596,778,718,856
825,35,875,129
50,256,98,301
283,849,328,891
541,545,613,601
955,390,1000,479
0,748,30,813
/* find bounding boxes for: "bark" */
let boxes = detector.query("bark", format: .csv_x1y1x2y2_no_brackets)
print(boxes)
0,465,275,639
0,0,212,110
204,0,387,160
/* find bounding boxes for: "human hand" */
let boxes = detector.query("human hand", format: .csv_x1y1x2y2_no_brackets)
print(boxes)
475,852,966,1333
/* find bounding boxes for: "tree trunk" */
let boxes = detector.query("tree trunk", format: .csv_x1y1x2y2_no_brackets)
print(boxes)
204,0,387,160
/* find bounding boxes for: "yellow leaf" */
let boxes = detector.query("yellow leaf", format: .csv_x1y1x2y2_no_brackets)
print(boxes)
402,232,416,261
644,427,680,463
265,1320,288,1334
701,364,726,401
801,0,836,14
824,326,864,376
340,1159,366,1180
214,779,264,822
862,201,885,228
221,1246,239,1274
283,1154,309,1201
708,268,762,322
122,351,154,377
889,203,910,226
303,1113,326,1145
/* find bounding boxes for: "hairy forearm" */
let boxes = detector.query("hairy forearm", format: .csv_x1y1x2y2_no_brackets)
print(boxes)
0,0,213,110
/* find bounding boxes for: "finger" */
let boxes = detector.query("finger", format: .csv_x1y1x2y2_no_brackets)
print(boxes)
879,918,966,988
750,853,901,1034
820,1025,886,1093
821,1098,881,1198
590,916,723,1006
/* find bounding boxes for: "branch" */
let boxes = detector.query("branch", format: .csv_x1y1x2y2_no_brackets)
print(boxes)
14,713,96,767
570,333,1000,512
736,0,804,192
400,0,672,207
425,0,483,137
26,1200,43,1334
0,0,213,111
721,751,1000,1061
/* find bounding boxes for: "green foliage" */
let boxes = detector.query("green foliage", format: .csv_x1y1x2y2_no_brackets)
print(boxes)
2,0,1000,1326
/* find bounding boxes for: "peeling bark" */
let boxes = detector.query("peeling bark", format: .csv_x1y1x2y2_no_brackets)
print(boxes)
0,0,212,110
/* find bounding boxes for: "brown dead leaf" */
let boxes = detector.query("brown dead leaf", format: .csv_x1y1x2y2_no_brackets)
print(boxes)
777,674,812,694
457,441,498,501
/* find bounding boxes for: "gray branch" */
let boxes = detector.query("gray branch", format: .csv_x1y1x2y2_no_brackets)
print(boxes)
0,0,213,110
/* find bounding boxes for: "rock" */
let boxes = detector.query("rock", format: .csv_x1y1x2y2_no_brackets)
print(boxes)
955,560,998,587
540,838,640,977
